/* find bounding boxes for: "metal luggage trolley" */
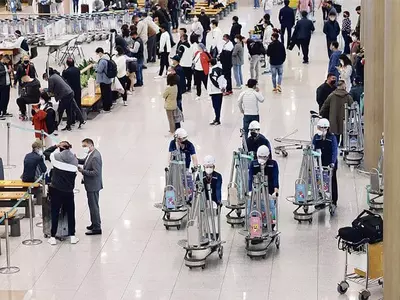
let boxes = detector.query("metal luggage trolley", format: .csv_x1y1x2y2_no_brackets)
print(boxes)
245,173,280,259
337,238,383,300
366,135,384,210
343,102,364,166
182,171,225,269
286,147,334,223
274,110,320,157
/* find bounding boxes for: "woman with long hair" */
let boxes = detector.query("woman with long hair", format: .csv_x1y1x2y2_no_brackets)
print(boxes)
338,54,353,92
232,34,244,89
113,46,128,105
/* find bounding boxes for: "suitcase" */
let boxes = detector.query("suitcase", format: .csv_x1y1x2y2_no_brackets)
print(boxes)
164,185,176,209
249,211,262,238
81,4,89,13
42,193,69,240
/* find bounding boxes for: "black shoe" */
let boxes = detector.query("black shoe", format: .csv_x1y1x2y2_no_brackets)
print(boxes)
86,224,94,230
302,61,309,64
78,121,86,129
142,65,148,69
209,120,217,125
85,229,102,235
134,83,143,87
61,126,72,131
0,115,5,120
3,113,13,117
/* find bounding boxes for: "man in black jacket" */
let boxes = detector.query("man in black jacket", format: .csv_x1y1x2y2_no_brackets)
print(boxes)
22,141,47,183
316,72,336,109
279,0,295,48
14,55,37,95
230,16,242,44
323,12,340,58
0,54,12,120
199,9,211,45
62,58,82,125
16,75,41,120
220,34,234,95
292,10,315,64
267,33,286,93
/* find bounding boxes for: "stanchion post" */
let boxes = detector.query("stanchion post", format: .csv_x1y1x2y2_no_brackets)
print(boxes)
0,213,20,274
22,189,42,246
4,122,16,169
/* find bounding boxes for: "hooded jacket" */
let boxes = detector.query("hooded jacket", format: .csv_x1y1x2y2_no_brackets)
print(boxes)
21,78,41,102
320,88,354,135
230,22,242,42
323,19,340,41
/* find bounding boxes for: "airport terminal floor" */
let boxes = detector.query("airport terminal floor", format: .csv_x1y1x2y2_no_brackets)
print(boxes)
0,1,382,299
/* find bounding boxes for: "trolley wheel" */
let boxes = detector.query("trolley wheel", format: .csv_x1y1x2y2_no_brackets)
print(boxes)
189,266,192,270
262,255,266,259
164,225,169,230
236,209,242,217
231,224,234,228
282,150,288,157
201,265,206,270
337,281,349,294
358,289,371,300
187,251,192,258
166,212,171,220
275,236,280,249
308,219,313,224
177,225,181,230
303,206,309,213
218,246,224,259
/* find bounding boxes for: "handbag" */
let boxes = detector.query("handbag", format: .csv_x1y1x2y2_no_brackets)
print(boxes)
173,107,184,123
111,77,125,94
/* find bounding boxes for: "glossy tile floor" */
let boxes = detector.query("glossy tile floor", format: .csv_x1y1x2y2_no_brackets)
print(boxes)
0,1,384,299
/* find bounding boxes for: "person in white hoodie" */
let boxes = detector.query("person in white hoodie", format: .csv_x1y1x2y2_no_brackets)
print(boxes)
207,20,223,58
262,0,273,15
262,19,274,74
155,24,171,79
190,16,204,43
208,58,227,126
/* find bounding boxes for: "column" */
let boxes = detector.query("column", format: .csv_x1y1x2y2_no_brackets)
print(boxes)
383,1,400,298
363,0,384,170
360,0,365,45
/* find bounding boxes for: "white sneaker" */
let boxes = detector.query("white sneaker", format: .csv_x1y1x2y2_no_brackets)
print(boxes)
127,90,132,95
48,237,57,245
70,236,80,244
154,75,163,79
195,96,201,101
123,101,128,106
233,86,242,90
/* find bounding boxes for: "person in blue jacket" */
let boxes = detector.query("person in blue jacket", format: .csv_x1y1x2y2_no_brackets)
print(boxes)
245,120,272,157
312,118,338,210
327,41,342,79
169,128,198,169
201,155,222,205
323,12,340,58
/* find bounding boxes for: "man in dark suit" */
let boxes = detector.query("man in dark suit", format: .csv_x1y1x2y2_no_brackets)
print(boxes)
78,138,103,235
292,10,315,64
62,58,82,111
279,0,295,48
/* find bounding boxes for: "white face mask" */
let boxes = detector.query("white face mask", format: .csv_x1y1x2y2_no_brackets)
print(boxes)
205,167,213,175
193,17,198,22
329,17,335,21
83,147,90,154
38,150,43,156
316,129,323,136
352,36,357,42
234,38,238,43
258,158,267,165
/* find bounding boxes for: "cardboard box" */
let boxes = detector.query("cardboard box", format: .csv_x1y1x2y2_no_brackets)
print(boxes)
354,242,383,279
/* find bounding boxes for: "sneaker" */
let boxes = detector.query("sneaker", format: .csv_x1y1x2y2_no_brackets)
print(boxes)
78,121,86,129
61,126,72,131
154,75,163,79
142,65,148,69
123,101,128,106
302,61,309,64
133,83,143,87
3,113,12,117
0,115,5,120
195,96,201,101
277,85,282,93
233,86,242,90
48,237,57,245
19,114,28,121
209,120,217,125
70,236,80,244
262,70,271,75
127,90,132,95
272,88,277,92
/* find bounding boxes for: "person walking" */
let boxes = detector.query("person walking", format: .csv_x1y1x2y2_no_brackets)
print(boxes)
130,31,145,87
193,43,211,100
316,73,336,109
323,12,340,58
341,11,351,55
292,10,315,64
262,0,273,15
62,58,82,117
163,74,178,134
338,54,353,92
279,0,296,49
177,34,193,92
78,138,103,236
229,16,242,44
237,79,265,137
267,32,286,93
232,34,244,89
208,58,227,125
219,34,234,96
0,54,12,120
95,47,113,112
155,24,171,79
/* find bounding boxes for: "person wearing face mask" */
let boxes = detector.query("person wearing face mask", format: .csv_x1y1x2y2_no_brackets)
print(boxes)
190,16,204,43
77,138,103,236
267,32,286,93
232,34,244,89
22,141,47,184
323,12,340,58
312,118,338,210
170,55,185,112
327,41,341,79
200,155,222,206
248,145,279,226
14,55,37,96
230,16,242,44
169,128,198,170
219,34,234,96
261,18,274,74
341,11,351,55
338,54,353,92
208,58,227,126
355,5,361,37
316,73,336,109
199,9,211,45
350,32,361,66
16,75,41,121
207,20,223,58
245,121,272,156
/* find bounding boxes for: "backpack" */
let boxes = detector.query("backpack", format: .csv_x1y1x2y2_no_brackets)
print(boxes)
210,66,227,90
102,58,117,79
351,210,383,244
20,38,29,53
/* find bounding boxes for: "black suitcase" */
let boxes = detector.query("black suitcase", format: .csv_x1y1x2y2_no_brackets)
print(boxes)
81,4,89,13
42,193,69,240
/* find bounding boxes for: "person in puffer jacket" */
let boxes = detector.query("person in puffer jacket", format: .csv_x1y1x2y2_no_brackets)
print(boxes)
43,141,80,246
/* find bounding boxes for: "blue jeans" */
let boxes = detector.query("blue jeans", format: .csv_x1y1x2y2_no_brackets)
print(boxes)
254,0,260,7
233,64,243,87
136,58,144,85
271,64,283,88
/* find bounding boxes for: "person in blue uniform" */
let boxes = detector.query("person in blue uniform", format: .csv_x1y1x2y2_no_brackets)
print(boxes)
169,128,198,169
201,155,222,205
312,118,338,211
245,120,272,157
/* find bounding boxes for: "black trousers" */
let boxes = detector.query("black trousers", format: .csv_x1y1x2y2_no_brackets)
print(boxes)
49,187,76,237
281,25,292,48
299,38,311,63
211,93,223,122
159,52,170,76
112,76,128,101
194,70,207,97
147,35,157,62
331,165,338,205
171,9,179,29
58,94,84,126
222,67,232,92
183,67,193,91
16,96,38,115
100,82,112,111
0,85,11,115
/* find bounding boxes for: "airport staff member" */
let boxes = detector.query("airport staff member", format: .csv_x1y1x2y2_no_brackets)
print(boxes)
169,128,198,169
77,138,103,236
245,120,272,157
312,118,338,211
201,155,222,205
21,141,47,183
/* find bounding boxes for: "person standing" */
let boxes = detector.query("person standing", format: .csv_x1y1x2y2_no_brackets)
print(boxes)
95,47,113,112
262,0,273,15
262,18,274,74
144,12,159,63
219,34,234,96
238,79,265,137
177,34,193,92
247,38,266,81
267,32,286,93
327,41,342,79
279,0,295,49
193,43,211,100
62,58,82,116
208,58,227,125
130,31,144,87
323,12,340,58
168,0,179,32
78,138,103,236
22,141,47,183
155,24,171,79
341,11,351,55
292,10,315,64
230,16,242,43
338,54,353,93
190,16,204,43
232,34,244,89
171,55,185,111
207,20,223,58
0,54,12,120
199,8,211,45
163,74,178,134
133,14,148,68
298,0,312,15
355,5,361,37
112,46,128,105
316,73,336,109
350,32,361,66
14,55,37,96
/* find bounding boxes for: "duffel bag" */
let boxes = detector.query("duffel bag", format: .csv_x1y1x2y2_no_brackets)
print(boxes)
351,210,383,244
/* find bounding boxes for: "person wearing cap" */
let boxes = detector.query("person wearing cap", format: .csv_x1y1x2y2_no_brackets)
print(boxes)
12,30,29,65
22,141,47,183
43,141,80,245
208,58,226,126
0,54,12,120
237,79,265,137
169,128,198,169
155,24,171,79
193,43,211,100
245,120,272,156
200,155,222,205
171,55,185,112
62,58,82,113
312,118,338,209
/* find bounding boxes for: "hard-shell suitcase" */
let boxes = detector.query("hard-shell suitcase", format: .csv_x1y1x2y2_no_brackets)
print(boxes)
81,4,89,13
249,210,262,238
42,193,69,240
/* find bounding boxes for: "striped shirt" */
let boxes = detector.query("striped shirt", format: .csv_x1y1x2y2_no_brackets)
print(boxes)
342,18,352,33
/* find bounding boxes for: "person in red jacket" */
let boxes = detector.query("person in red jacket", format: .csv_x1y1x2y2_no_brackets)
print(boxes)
31,104,48,143
193,43,211,100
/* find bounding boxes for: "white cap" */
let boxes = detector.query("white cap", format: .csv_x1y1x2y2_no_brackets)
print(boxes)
174,128,188,139
257,145,270,157
248,120,261,130
317,118,330,128
203,155,215,166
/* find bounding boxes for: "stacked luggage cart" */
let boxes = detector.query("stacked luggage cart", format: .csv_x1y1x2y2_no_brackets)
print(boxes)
366,135,384,210
343,102,364,167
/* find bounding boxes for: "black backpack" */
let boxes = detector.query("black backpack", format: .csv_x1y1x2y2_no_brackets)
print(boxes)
351,210,383,244
102,58,117,79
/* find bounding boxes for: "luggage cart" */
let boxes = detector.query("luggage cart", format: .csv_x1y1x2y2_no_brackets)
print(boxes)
182,174,225,269
366,135,384,210
245,173,280,259
337,238,383,300
286,146,334,223
274,110,320,157
343,102,364,166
